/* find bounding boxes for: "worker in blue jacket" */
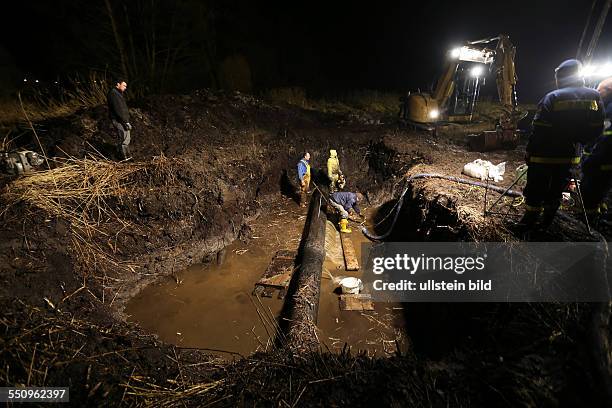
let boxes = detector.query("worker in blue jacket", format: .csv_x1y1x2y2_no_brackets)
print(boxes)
330,191,363,233
581,77,612,226
297,152,311,207
518,59,604,230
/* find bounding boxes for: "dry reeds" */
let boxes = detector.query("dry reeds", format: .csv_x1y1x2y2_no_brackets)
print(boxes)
1,155,179,281
3,157,143,230
0,300,224,406
121,376,223,407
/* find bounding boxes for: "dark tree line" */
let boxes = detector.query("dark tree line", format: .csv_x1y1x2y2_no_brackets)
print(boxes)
102,0,218,93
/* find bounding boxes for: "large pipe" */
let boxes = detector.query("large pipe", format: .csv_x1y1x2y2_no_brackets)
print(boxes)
278,189,326,351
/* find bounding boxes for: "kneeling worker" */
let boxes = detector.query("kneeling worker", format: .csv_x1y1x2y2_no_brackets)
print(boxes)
330,191,363,233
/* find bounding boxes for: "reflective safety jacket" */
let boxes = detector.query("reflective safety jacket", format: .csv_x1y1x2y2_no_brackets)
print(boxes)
327,153,341,179
527,86,604,164
584,101,612,169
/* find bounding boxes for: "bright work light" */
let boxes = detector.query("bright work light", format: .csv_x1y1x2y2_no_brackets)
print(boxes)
471,65,484,77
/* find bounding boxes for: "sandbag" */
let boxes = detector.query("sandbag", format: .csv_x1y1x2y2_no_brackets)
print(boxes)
462,159,506,182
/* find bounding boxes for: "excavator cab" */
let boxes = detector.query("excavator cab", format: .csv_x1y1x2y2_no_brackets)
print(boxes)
401,35,518,127
447,61,487,121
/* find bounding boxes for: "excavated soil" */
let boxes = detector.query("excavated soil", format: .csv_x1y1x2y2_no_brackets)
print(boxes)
1,91,610,406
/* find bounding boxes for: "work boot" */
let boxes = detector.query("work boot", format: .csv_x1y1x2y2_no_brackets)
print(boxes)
539,212,556,229
118,145,131,160
339,218,352,233
300,188,308,207
540,205,560,230
515,210,541,231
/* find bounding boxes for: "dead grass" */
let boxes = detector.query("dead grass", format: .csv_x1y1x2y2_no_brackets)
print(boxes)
1,154,181,282
0,300,224,406
263,87,400,117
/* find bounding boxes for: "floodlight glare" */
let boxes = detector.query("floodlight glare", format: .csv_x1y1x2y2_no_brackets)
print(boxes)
581,64,597,77
450,48,461,59
471,65,484,77
429,109,440,119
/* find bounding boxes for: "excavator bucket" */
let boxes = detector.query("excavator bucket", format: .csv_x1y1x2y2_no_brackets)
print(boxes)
467,129,519,152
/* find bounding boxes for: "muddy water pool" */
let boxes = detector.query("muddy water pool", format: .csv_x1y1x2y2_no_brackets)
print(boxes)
126,197,407,358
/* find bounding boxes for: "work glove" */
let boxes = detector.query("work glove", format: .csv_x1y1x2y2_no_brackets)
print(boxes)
124,122,132,131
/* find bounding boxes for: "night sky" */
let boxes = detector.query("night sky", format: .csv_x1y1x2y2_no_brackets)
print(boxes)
1,1,611,102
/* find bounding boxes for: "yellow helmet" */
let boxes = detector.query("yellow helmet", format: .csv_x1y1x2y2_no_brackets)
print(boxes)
329,149,337,157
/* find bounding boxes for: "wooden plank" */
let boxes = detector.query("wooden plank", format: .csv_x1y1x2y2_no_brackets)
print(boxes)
258,271,293,288
257,259,295,288
339,233,359,271
260,287,275,298
252,286,265,296
253,250,298,299
339,294,374,311
252,285,276,298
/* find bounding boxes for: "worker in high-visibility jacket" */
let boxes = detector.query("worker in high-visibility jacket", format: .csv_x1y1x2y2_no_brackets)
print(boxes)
581,77,612,226
297,152,311,207
519,59,604,230
327,149,345,192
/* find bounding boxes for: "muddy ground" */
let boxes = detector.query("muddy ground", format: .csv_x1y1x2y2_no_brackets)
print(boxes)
0,91,610,406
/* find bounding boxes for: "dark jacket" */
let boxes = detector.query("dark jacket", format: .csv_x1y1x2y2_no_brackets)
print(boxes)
584,100,612,168
527,86,604,162
330,192,360,214
107,88,130,124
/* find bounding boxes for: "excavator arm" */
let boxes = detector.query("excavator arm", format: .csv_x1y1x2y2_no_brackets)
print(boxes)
493,34,518,113
433,60,458,109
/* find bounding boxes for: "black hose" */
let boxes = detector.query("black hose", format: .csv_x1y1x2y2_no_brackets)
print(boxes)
361,173,522,241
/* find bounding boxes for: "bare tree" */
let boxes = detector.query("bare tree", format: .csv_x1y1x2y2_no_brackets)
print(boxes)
104,0,129,79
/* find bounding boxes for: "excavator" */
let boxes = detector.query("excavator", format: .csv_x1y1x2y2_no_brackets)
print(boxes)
400,34,524,150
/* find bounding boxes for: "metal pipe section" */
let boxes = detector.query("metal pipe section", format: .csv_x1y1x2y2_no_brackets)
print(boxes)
279,189,326,351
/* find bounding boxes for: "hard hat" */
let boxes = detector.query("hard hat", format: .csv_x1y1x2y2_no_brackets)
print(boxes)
329,149,337,157
555,59,583,85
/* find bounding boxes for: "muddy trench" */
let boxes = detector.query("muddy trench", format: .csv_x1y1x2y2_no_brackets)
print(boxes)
117,135,544,365
121,137,416,358
2,93,611,406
